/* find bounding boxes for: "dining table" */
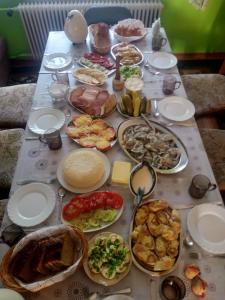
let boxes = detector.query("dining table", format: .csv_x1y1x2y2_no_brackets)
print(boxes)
0,27,224,300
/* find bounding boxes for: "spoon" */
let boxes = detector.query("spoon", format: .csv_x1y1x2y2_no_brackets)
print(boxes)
144,60,161,75
183,233,194,248
152,99,160,117
57,187,66,223
88,288,132,300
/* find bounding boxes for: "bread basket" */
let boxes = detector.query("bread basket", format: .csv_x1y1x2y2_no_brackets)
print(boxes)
0,225,88,292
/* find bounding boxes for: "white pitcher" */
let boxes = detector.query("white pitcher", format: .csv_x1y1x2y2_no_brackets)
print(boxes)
64,10,88,44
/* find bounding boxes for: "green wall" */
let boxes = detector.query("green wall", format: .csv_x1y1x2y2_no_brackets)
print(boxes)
0,0,225,58
161,0,225,53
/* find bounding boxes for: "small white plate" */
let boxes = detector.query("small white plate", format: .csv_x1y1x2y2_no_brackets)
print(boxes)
57,149,111,193
148,52,177,69
158,96,195,121
103,296,134,300
188,203,225,255
28,108,66,135
7,183,56,227
44,53,72,70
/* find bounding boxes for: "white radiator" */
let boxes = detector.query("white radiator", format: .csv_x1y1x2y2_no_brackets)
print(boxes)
17,0,163,59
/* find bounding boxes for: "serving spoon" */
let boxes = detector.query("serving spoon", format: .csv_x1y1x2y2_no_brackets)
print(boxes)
88,288,132,300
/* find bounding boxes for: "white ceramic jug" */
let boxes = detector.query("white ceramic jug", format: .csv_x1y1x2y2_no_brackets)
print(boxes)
64,10,88,44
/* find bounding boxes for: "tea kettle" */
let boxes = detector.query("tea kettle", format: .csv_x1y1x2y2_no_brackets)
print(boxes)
64,10,88,44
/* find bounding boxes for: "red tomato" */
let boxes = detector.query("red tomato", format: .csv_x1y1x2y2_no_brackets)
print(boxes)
105,192,123,209
63,203,81,221
91,192,107,208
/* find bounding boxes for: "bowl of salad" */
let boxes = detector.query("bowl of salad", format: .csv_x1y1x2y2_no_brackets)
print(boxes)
120,65,142,81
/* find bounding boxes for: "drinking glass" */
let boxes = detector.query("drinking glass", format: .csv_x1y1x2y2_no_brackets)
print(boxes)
48,82,68,108
39,128,62,150
1,224,26,247
152,35,167,51
189,174,217,199
162,75,181,95
51,71,70,85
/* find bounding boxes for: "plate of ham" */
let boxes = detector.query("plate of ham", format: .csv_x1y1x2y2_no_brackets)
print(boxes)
68,85,117,117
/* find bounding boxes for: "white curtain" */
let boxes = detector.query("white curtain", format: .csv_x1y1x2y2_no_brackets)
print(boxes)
189,0,208,10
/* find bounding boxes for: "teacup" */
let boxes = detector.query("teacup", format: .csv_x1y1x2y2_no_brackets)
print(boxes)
152,35,167,51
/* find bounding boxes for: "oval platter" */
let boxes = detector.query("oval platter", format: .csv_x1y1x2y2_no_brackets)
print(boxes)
111,43,144,66
65,117,117,152
129,199,182,277
117,118,188,174
61,191,124,233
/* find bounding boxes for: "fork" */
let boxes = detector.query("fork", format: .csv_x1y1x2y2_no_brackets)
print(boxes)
144,60,161,75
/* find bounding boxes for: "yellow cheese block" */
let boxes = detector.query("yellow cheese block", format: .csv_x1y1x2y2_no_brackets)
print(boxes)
112,161,131,185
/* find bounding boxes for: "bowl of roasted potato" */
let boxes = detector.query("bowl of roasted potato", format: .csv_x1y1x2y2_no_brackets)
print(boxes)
129,199,182,277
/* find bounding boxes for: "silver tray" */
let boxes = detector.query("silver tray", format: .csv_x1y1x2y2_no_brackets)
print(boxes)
129,199,183,278
66,119,117,152
117,119,188,174
111,43,144,66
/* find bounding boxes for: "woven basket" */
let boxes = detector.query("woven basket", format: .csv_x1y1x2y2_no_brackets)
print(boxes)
0,226,88,293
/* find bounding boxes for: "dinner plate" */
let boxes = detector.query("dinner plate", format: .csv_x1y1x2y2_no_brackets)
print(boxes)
57,149,111,193
148,52,177,69
83,232,132,286
43,53,72,70
7,183,56,227
28,108,66,134
103,296,134,300
61,191,124,232
158,96,195,121
0,289,25,300
188,204,225,255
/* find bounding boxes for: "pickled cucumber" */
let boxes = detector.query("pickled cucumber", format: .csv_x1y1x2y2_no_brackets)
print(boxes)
140,96,147,114
122,94,133,115
132,91,141,117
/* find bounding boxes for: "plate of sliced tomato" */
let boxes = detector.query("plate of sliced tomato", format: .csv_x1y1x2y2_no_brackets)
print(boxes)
62,191,124,232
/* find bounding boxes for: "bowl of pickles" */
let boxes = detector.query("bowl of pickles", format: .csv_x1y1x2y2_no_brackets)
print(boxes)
117,92,151,118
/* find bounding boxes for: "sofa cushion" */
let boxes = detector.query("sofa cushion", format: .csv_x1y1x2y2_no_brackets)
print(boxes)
0,128,24,189
0,83,36,128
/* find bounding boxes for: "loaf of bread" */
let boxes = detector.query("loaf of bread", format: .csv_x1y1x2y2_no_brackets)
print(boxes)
63,150,105,188
9,232,76,283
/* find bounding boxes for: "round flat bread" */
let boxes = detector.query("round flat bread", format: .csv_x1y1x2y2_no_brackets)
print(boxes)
63,150,105,188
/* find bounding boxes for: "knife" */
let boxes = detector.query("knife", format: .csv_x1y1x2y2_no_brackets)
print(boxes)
16,176,56,185
173,201,223,210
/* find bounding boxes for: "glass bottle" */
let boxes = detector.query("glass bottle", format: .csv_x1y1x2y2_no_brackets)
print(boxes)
112,56,124,91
